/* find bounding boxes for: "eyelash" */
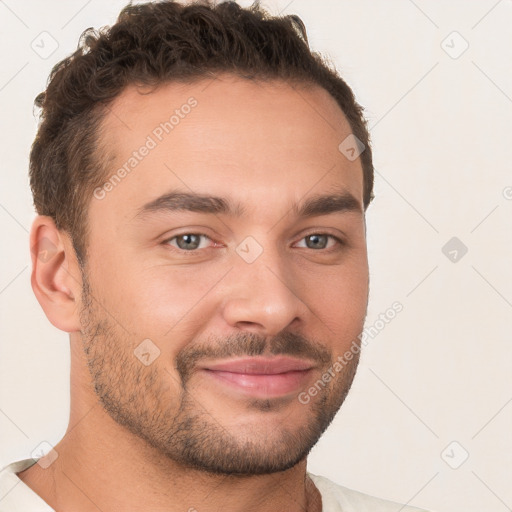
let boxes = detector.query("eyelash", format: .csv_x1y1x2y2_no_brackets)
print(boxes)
162,232,345,254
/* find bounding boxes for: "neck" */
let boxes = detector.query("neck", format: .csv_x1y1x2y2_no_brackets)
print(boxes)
18,430,321,512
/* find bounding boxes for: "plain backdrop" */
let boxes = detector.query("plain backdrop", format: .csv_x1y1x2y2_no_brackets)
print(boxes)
1,1,511,511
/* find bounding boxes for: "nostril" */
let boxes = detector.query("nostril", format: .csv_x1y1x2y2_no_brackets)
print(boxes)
235,321,262,329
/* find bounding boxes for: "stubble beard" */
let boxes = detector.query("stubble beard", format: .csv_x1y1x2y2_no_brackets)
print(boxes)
78,270,361,475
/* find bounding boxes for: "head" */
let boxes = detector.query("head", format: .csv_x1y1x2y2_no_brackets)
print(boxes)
30,0,374,475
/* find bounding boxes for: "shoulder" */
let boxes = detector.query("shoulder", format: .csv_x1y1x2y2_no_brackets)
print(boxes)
307,472,432,512
0,458,55,511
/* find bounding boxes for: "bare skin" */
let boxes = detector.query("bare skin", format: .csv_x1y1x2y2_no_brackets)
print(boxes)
20,75,369,512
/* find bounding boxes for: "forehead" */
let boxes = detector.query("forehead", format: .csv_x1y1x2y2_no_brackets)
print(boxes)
93,75,364,223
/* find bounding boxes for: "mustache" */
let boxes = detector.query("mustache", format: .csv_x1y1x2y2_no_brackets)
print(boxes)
175,331,332,383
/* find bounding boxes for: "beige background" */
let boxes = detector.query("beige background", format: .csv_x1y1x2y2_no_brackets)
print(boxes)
1,1,511,511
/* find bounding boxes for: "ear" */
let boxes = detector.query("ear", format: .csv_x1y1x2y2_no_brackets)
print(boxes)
30,215,83,333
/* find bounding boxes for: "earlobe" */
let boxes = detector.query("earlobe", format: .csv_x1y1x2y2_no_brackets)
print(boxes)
30,215,82,333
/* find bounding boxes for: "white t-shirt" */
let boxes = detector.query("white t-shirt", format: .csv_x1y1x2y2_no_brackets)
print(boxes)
0,458,431,511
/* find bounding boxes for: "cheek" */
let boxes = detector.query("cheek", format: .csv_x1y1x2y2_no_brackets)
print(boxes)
302,258,369,333
108,264,221,343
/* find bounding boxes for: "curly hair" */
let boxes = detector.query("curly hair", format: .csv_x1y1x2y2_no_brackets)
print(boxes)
29,0,374,267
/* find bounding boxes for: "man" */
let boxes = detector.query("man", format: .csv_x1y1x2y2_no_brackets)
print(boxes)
0,1,431,511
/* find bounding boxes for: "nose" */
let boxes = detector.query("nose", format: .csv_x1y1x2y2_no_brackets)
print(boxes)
219,246,308,336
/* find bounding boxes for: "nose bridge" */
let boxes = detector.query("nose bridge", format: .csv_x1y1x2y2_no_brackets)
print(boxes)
220,237,306,334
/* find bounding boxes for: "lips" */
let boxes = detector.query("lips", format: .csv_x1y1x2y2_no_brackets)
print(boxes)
199,356,316,398
203,356,315,374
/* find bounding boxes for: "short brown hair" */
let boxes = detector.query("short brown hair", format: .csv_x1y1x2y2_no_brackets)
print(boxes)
29,0,374,267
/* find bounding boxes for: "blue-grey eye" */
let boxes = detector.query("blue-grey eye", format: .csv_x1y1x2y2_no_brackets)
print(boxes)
170,234,208,251
303,234,330,249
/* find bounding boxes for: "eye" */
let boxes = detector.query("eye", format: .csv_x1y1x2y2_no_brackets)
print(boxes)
164,233,213,251
162,232,343,254
295,233,343,250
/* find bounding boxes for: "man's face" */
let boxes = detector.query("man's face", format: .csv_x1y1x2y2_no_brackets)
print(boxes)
79,75,369,475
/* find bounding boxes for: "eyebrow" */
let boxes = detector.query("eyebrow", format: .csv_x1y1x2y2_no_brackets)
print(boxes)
134,189,363,221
